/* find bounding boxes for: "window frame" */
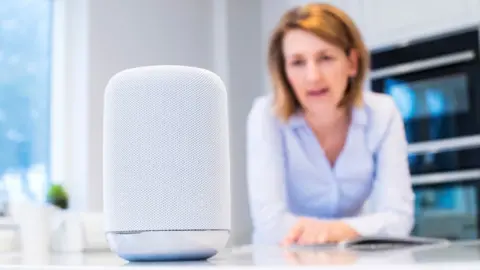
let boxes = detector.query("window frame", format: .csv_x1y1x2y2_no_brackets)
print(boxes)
49,0,66,185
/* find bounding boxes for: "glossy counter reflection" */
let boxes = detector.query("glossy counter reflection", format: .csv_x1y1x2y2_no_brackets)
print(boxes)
280,248,358,265
0,240,479,268
211,240,474,266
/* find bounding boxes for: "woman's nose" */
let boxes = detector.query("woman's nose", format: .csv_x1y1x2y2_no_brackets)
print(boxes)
306,62,322,83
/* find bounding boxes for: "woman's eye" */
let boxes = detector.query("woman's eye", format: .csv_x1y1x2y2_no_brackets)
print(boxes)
319,55,333,61
291,59,305,66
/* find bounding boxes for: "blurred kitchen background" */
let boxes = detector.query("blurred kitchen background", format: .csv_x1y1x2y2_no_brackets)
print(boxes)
0,0,480,253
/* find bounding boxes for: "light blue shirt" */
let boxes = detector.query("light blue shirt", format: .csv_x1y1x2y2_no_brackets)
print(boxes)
246,90,415,245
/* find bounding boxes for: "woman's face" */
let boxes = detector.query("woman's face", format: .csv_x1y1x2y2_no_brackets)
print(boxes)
282,29,358,115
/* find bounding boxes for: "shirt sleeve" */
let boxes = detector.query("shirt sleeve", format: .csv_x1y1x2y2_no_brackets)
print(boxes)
246,97,299,244
342,101,415,237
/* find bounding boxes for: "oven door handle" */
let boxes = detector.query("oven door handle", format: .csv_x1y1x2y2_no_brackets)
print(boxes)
370,50,476,80
412,169,480,185
408,135,480,155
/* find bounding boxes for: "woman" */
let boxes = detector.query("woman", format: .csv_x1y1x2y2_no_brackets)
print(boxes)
246,3,414,246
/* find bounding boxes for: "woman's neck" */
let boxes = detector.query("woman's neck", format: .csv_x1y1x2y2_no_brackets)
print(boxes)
304,107,350,139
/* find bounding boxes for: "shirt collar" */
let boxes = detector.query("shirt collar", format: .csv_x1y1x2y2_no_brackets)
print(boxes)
351,105,368,127
286,111,306,129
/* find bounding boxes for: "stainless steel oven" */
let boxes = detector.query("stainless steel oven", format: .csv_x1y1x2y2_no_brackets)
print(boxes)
412,177,480,240
370,26,480,144
370,26,480,241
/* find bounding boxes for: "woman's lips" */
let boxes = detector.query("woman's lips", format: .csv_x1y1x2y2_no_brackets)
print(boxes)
307,87,329,96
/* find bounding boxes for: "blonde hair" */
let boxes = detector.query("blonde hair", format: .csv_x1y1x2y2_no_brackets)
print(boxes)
267,3,369,121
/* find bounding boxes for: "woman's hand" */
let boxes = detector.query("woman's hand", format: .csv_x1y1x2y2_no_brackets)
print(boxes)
281,217,359,246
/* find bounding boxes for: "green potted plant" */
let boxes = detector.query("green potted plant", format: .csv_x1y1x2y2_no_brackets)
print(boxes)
46,184,69,210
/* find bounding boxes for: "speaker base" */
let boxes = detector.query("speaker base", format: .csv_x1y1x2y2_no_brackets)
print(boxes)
106,230,230,262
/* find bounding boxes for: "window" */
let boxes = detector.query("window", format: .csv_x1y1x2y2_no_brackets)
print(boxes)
0,0,54,209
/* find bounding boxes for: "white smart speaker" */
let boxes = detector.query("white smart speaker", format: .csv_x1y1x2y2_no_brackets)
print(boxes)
102,65,231,262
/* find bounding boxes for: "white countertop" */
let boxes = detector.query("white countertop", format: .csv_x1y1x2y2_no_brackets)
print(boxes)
1,240,480,269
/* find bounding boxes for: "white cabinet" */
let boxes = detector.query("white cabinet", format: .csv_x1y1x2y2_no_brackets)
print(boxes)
364,0,480,49
287,0,480,50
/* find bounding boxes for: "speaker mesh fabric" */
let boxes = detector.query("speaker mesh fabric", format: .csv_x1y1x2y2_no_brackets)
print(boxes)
103,66,231,232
